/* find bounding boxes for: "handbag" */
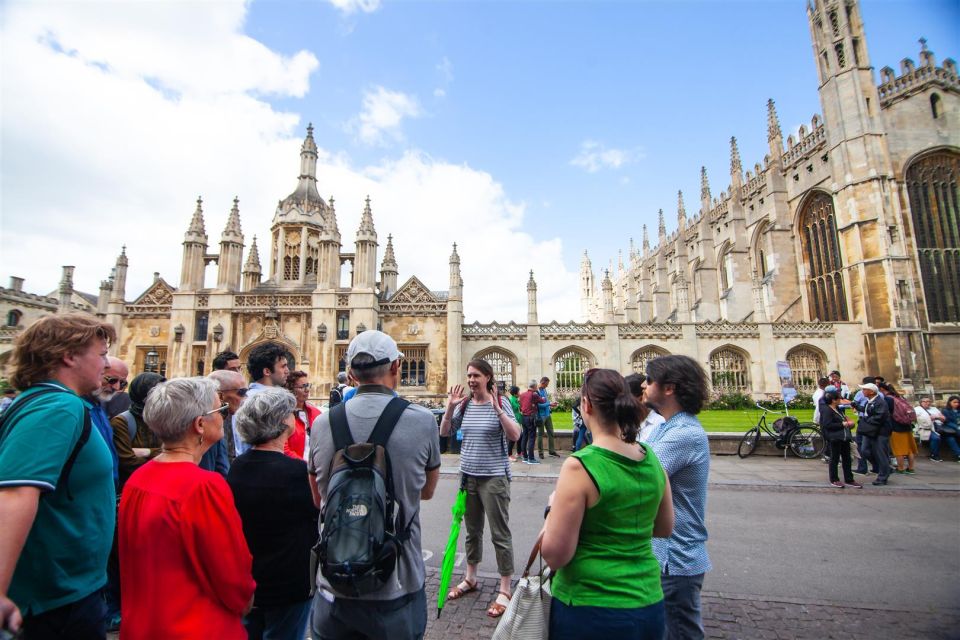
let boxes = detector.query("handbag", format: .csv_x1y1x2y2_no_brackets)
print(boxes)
492,532,552,640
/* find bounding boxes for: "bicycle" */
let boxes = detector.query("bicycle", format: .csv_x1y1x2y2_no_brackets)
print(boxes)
737,403,825,459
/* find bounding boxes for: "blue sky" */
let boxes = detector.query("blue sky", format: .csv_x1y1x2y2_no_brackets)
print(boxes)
1,0,957,321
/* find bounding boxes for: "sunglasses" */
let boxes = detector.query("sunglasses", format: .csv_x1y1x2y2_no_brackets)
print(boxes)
221,387,248,397
202,403,230,419
103,376,128,390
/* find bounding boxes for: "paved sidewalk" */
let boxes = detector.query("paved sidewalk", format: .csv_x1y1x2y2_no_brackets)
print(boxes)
427,569,960,640
440,451,960,492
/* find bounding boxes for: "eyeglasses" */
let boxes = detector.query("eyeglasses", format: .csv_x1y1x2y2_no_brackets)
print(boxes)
103,376,128,390
202,404,229,419
221,387,248,397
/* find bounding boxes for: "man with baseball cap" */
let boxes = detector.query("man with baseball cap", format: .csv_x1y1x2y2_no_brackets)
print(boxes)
307,330,441,639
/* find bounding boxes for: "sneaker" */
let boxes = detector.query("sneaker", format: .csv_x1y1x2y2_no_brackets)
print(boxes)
527,458,541,465
930,456,942,462
830,481,845,488
845,481,863,489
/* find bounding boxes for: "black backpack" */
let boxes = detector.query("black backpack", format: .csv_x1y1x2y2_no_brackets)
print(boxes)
329,384,345,408
319,397,413,596
0,384,92,500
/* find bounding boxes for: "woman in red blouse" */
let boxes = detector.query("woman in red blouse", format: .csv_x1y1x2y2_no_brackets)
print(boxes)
119,377,255,640
284,371,320,460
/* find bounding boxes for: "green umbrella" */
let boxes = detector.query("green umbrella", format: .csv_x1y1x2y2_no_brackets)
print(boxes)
436,482,468,619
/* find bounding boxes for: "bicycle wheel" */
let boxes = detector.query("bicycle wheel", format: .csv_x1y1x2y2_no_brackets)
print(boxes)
738,427,760,458
789,425,824,459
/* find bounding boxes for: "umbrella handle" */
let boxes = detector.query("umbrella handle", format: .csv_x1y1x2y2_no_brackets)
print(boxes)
521,531,545,579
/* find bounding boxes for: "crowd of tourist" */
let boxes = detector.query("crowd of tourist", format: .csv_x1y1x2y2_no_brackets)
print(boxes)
0,312,953,640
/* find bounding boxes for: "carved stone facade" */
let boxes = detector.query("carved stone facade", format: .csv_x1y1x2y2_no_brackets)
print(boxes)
2,1,957,401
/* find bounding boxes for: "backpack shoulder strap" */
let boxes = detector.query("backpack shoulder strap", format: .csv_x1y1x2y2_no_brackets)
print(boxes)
328,403,352,451
119,410,137,442
368,397,411,447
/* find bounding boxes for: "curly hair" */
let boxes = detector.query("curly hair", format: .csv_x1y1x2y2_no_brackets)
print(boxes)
645,354,710,415
10,314,116,390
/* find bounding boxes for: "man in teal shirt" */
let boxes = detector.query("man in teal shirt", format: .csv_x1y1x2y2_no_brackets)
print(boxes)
0,314,117,639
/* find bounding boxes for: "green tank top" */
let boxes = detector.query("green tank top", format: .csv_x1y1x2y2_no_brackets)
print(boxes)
551,444,665,609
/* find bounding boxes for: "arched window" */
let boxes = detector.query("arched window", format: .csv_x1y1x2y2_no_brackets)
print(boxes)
930,93,942,119
630,346,669,375
475,348,516,389
799,192,849,321
786,346,825,393
709,347,750,395
6,310,22,327
553,348,594,396
906,150,960,322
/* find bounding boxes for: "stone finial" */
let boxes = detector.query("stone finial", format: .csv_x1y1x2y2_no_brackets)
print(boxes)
222,196,243,240
700,166,711,203
244,236,261,272
677,190,687,229
658,208,666,240
767,99,782,141
730,136,742,176
186,196,207,239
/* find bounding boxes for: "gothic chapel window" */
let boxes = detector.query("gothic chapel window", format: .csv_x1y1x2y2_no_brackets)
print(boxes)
799,192,849,321
906,151,960,323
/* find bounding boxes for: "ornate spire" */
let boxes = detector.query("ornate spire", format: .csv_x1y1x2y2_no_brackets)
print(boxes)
381,233,398,269
658,208,666,240
677,190,687,229
186,196,207,240
222,196,243,241
244,235,261,272
642,224,650,253
730,136,742,176
700,166,711,204
767,99,782,141
357,195,376,239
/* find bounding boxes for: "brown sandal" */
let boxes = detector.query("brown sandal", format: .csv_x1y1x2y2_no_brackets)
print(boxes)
486,591,511,618
447,579,477,601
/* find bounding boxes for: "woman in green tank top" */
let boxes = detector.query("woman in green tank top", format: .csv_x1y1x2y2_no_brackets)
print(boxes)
542,368,674,640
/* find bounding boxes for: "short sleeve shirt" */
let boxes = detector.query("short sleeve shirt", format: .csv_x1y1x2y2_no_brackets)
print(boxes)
647,411,711,577
0,381,116,614
308,386,441,600
454,396,513,478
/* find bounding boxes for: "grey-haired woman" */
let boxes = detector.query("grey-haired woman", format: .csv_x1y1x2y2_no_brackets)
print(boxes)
227,387,321,640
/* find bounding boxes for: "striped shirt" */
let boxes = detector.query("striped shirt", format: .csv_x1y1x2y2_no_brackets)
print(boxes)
454,397,513,478
647,411,712,576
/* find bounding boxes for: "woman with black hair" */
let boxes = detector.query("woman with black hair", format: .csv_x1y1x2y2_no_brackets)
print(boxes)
820,391,862,489
542,368,674,639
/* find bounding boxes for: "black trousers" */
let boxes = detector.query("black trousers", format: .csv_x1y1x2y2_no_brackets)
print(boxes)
828,439,853,483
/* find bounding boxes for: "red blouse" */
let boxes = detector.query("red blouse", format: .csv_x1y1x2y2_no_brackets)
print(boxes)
284,403,321,460
119,460,255,640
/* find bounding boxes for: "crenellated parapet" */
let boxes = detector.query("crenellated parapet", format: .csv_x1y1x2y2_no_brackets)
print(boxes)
878,39,959,108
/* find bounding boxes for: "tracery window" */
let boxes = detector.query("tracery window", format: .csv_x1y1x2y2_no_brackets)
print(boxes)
906,151,960,323
476,349,515,388
553,349,594,396
799,192,849,321
709,347,750,395
399,345,427,387
630,347,669,375
786,346,825,393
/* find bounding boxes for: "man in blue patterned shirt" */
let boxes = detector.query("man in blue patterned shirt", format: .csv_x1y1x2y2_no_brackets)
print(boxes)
644,355,712,640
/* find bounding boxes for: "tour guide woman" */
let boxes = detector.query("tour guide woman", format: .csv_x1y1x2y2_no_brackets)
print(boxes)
541,368,674,639
440,359,522,618
119,377,255,639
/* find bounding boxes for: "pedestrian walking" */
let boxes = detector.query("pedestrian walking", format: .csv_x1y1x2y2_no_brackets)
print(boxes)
542,368,673,640
440,359,521,618
643,354,712,640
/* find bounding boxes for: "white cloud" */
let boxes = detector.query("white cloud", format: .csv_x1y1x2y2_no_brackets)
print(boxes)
570,139,641,173
329,0,382,14
348,86,422,146
0,1,576,323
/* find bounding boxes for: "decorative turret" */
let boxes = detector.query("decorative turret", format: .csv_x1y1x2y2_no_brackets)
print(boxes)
677,191,687,231
180,197,208,290
217,197,245,291
730,136,743,191
242,235,262,291
379,234,399,299
111,246,128,303
354,196,378,290
700,166,712,214
58,266,75,313
527,270,538,324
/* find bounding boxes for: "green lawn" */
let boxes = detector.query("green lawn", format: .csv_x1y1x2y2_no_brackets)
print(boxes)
549,408,814,433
